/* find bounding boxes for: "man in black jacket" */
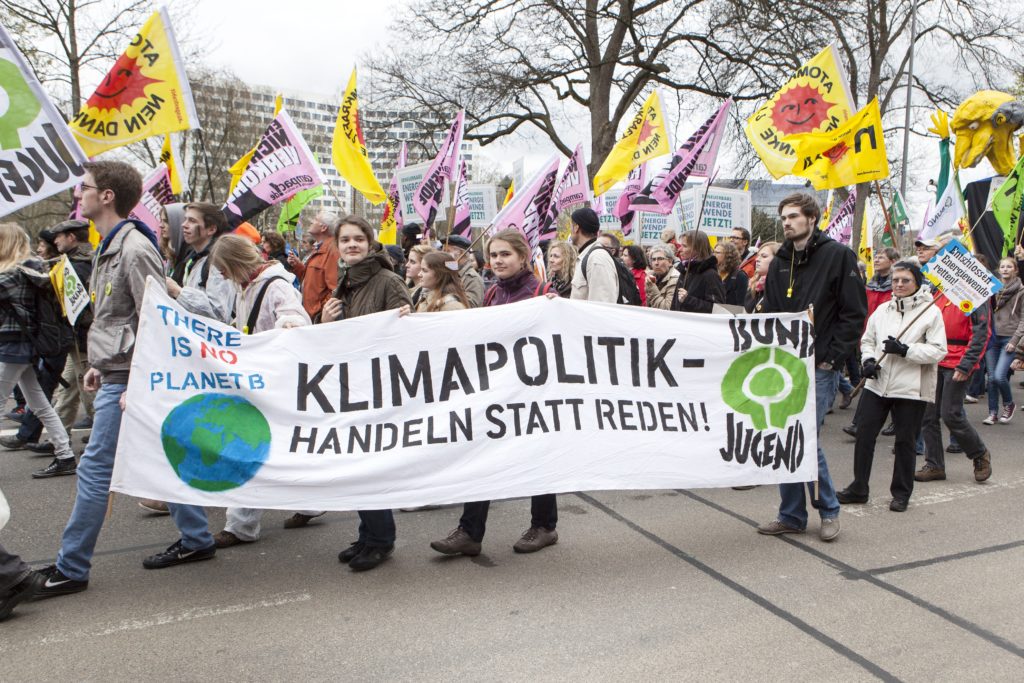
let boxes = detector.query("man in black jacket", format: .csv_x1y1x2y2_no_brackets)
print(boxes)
756,192,867,542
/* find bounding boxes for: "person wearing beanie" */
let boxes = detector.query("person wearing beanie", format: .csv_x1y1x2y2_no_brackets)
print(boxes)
837,261,946,512
569,207,618,303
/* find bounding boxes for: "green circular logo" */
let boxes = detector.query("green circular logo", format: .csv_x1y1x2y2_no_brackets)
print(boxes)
0,57,42,151
722,348,809,430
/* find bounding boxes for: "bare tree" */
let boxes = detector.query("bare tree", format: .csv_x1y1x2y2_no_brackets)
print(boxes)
369,0,749,179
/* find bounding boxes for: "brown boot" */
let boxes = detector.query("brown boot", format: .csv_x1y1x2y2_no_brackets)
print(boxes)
283,513,322,529
973,451,992,482
914,465,946,482
513,526,558,553
213,530,251,548
429,528,481,556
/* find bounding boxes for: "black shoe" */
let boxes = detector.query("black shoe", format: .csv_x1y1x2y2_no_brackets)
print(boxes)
337,541,366,564
25,440,55,455
881,422,896,436
947,443,963,454
836,488,868,504
0,571,44,621
0,435,27,450
33,565,88,599
348,545,394,572
889,499,908,512
842,424,857,437
142,540,216,569
32,457,76,479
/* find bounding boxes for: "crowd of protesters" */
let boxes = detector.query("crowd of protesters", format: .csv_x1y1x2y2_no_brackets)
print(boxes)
0,160,1005,620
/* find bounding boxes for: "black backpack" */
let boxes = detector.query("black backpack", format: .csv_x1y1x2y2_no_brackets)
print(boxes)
7,268,75,359
581,247,643,306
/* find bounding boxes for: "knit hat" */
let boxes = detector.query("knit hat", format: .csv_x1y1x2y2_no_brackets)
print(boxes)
571,207,600,235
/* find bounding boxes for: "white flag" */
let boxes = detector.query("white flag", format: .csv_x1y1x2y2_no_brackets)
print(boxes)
919,178,964,242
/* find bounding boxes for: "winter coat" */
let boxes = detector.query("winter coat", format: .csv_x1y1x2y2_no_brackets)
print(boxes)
330,249,412,320
934,292,989,372
460,261,485,308
0,258,49,343
415,292,467,313
646,269,679,310
763,229,867,369
744,282,766,313
721,268,749,307
865,272,893,320
630,267,648,306
992,277,1024,338
571,239,618,303
671,256,725,314
547,274,572,299
176,238,235,324
485,269,540,307
88,220,165,384
234,262,310,334
861,287,947,402
293,237,339,319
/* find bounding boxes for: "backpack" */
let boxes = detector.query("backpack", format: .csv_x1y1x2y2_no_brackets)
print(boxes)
5,269,75,359
243,276,286,335
581,247,643,306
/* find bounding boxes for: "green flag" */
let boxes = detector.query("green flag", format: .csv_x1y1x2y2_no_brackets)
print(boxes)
889,190,908,226
991,153,1024,257
277,185,324,234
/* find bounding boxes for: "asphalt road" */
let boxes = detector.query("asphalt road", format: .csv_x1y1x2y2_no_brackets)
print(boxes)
1,398,1022,681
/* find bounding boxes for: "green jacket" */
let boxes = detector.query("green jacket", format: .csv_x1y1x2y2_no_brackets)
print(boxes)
332,249,411,319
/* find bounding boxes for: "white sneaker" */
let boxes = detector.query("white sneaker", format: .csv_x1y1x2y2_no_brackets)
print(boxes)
983,413,997,425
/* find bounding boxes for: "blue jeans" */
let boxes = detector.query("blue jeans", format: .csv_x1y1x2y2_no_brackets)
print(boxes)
777,368,841,529
985,335,1014,413
57,384,212,581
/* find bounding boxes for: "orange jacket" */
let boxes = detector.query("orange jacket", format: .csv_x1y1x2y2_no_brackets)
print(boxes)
295,238,339,319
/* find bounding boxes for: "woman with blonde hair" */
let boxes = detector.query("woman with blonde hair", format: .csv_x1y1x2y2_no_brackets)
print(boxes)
545,240,577,298
713,240,748,307
206,235,318,549
0,223,75,474
745,241,781,313
405,243,435,307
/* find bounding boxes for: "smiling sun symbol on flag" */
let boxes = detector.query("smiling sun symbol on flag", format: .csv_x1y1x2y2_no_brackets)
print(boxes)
772,84,832,135
85,53,162,112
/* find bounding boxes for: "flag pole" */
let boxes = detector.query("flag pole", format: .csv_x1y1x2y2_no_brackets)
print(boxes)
693,168,719,232
196,129,218,204
874,180,896,246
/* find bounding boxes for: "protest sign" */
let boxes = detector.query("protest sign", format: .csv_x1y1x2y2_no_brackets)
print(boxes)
598,190,621,229
0,24,88,217
111,280,819,510
922,238,1002,315
70,8,198,157
638,211,680,245
677,187,752,236
397,161,450,227
222,109,326,228
467,184,498,228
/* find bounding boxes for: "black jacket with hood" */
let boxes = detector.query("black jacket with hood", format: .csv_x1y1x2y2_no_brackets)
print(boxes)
763,229,867,369
670,255,725,313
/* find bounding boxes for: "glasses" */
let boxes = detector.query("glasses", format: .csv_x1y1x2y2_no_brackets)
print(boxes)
79,183,101,192
891,277,915,284
727,235,742,240
650,256,670,263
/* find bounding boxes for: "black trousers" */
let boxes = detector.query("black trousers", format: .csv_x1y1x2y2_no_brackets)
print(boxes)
356,510,395,548
849,390,926,502
459,495,558,543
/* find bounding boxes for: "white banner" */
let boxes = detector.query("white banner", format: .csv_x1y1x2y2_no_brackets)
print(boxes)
0,24,89,218
922,238,1002,315
467,183,498,228
396,161,449,227
111,280,818,510
639,211,681,245
678,187,752,236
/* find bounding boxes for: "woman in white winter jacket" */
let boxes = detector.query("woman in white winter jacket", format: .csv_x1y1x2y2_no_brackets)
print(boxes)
837,262,947,512
206,235,319,548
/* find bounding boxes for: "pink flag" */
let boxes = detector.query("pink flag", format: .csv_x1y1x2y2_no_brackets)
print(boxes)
629,99,731,214
615,164,646,235
452,159,472,238
414,110,464,227
592,193,606,218
692,98,731,177
129,164,175,235
383,141,407,232
541,143,590,240
825,188,857,245
490,155,560,250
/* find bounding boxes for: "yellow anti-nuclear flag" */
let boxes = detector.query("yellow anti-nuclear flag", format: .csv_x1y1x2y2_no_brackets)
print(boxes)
228,94,283,193
70,8,199,157
160,134,185,195
785,98,889,191
502,181,514,207
858,209,873,280
745,44,855,179
332,68,386,205
592,90,670,196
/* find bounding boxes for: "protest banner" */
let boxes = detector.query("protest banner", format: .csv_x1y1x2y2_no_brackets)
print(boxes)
593,90,670,195
128,164,175,234
70,8,199,157
542,143,589,238
415,110,463,227
111,280,819,510
467,184,498,228
745,44,855,179
222,109,326,228
919,175,964,242
677,187,752,236
638,211,680,246
332,68,386,204
597,190,621,228
785,98,889,190
922,238,1002,315
615,164,646,235
451,159,471,238
397,161,450,227
0,24,88,217
490,155,560,249
824,189,857,245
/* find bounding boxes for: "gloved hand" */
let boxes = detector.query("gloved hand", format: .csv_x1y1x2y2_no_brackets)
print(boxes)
861,358,880,380
883,336,910,357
